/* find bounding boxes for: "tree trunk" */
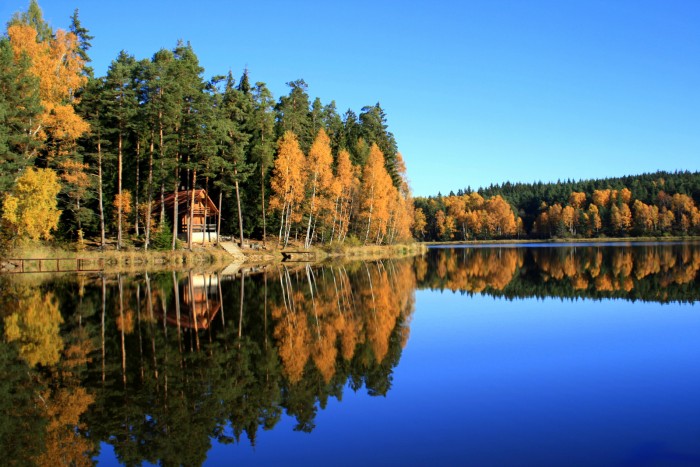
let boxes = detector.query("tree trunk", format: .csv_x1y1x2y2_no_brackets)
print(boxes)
97,130,105,250
145,132,154,251
135,138,141,237
159,113,166,224
217,189,223,246
261,162,267,246
188,170,197,251
364,184,375,245
203,176,209,245
235,174,244,248
171,149,180,250
117,125,123,250
305,172,317,249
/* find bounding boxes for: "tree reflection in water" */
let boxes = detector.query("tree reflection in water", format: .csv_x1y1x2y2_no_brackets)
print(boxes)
0,258,416,465
419,243,700,302
0,243,699,464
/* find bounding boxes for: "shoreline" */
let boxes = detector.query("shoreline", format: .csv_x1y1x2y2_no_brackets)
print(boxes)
0,241,428,274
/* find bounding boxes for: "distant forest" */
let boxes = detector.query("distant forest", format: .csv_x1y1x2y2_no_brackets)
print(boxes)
0,1,413,251
414,170,700,241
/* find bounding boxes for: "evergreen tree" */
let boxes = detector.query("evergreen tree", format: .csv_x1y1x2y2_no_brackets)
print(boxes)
249,81,276,244
275,79,312,151
0,38,41,192
220,71,254,247
104,51,138,249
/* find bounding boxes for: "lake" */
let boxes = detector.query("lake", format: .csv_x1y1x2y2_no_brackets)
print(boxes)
1,242,699,466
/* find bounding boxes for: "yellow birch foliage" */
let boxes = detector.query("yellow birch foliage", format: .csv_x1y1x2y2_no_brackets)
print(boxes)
389,152,415,242
569,192,587,209
270,131,306,223
333,148,358,241
412,208,427,239
306,129,335,228
2,167,62,241
484,195,517,236
7,24,88,150
588,204,602,233
592,189,612,208
359,144,394,244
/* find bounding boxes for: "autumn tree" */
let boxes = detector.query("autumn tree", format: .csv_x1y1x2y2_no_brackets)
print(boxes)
7,15,88,160
359,144,395,244
412,208,427,240
631,200,654,234
304,129,334,248
331,148,358,243
2,167,62,242
269,131,306,246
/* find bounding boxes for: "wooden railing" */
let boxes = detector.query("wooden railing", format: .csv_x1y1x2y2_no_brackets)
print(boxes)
188,223,218,233
0,257,105,274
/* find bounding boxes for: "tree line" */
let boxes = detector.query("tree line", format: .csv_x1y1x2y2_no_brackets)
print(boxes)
0,1,414,251
415,171,700,240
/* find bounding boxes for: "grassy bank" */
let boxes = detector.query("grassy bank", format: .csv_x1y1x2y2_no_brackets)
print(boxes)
1,240,427,274
1,244,239,274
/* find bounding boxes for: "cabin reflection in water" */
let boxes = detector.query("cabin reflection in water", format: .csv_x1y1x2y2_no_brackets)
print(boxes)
159,273,221,330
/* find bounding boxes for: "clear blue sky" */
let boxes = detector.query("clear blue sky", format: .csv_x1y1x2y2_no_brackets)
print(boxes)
2,0,699,196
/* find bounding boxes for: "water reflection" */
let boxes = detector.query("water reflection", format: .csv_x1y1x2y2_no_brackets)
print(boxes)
0,243,699,464
0,259,416,465
419,242,700,302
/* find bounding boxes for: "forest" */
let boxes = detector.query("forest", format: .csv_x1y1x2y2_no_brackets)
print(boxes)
415,170,700,241
0,1,414,251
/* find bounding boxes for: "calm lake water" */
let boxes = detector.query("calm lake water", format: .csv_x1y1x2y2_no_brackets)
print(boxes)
1,242,700,466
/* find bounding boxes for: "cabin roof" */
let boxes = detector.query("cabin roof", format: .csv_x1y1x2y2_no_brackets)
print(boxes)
160,189,219,214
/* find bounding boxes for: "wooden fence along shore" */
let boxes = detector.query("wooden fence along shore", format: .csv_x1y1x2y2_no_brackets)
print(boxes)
0,258,105,274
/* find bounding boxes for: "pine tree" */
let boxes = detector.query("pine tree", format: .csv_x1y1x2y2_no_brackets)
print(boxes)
250,81,276,245
275,79,312,151
104,51,137,249
220,71,253,247
0,38,41,192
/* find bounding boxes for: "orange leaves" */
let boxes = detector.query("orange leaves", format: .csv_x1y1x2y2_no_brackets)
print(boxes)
304,129,335,247
359,144,396,244
569,192,587,209
7,24,88,150
271,131,306,209
438,192,519,239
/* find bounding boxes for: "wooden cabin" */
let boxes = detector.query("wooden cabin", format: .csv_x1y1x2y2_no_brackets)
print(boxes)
160,189,219,243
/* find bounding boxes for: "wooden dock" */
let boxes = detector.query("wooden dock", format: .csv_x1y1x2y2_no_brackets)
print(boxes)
281,251,316,262
0,257,105,274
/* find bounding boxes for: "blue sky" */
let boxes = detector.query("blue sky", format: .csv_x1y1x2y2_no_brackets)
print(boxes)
2,0,698,196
